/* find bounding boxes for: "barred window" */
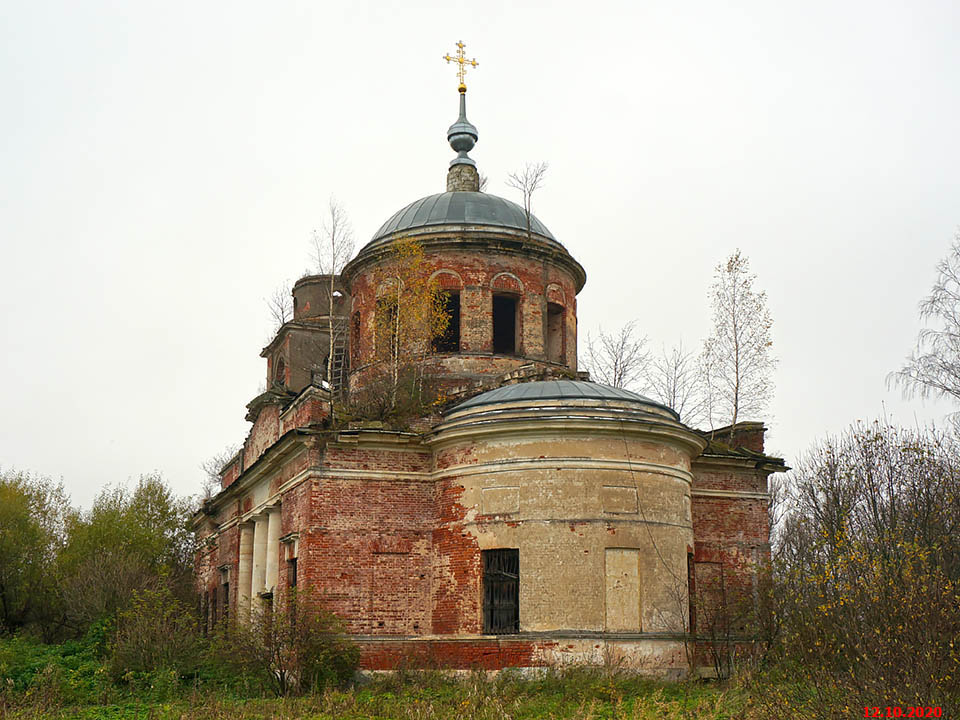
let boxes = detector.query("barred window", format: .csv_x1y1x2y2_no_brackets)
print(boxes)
482,549,519,634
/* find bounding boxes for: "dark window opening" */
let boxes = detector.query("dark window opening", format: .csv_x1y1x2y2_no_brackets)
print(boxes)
546,302,564,363
433,291,461,352
492,294,518,355
221,582,229,623
288,557,298,587
483,548,519,634
274,356,285,385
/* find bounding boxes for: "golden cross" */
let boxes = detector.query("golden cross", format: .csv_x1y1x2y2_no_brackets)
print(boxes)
443,40,478,91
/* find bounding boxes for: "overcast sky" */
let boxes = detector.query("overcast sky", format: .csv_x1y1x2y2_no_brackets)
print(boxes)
2,0,958,508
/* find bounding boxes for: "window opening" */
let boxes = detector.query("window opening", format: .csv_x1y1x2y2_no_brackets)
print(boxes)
375,296,399,360
492,294,517,355
546,302,564,363
433,291,461,352
351,312,361,363
203,591,210,636
483,548,519,634
288,557,298,587
274,356,285,385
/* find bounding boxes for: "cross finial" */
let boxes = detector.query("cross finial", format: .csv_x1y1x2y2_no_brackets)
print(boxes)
443,40,478,93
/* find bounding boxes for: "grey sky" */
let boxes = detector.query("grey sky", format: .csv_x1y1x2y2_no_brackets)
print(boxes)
2,0,958,508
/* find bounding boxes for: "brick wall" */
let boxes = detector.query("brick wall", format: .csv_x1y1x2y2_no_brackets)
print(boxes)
347,245,580,392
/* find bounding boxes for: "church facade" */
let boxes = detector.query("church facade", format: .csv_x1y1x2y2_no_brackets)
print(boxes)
193,70,785,676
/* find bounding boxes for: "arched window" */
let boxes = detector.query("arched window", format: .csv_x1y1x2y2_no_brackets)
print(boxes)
375,296,399,360
274,356,286,385
546,302,564,363
492,294,518,355
432,291,461,352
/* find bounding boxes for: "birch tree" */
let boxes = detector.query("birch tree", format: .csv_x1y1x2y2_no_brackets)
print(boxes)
701,250,775,432
890,233,960,429
506,161,548,239
312,197,355,389
373,238,449,411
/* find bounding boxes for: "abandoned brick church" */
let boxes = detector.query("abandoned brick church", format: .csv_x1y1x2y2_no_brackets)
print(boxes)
193,66,785,675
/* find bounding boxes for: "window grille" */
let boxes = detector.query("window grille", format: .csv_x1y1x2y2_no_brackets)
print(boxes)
483,549,519,634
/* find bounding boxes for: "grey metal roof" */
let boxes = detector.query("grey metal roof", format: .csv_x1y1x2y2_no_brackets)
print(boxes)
450,380,679,418
371,192,555,242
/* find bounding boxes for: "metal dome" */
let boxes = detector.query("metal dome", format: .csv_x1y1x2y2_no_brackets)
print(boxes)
450,380,679,419
370,192,555,243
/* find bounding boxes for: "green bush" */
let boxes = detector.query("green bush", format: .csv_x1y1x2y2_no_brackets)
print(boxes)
108,582,202,680
208,590,358,696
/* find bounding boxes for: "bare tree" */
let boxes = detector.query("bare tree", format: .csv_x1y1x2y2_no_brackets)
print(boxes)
581,321,650,391
506,161,548,239
312,197,355,392
200,443,241,499
266,285,293,333
764,421,960,709
478,173,489,192
701,250,776,433
647,341,706,424
890,233,960,428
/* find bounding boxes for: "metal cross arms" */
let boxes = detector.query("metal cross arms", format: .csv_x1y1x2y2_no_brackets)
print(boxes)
443,40,478,91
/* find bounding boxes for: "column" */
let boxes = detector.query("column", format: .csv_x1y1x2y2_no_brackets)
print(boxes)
265,506,281,593
251,514,268,601
237,523,254,622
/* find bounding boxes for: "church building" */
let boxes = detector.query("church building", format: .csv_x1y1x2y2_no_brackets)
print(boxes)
193,46,785,676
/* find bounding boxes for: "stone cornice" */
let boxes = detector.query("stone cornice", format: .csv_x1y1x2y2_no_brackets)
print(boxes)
192,429,317,527
693,452,786,475
342,226,587,293
430,409,707,458
691,487,769,501
260,320,331,357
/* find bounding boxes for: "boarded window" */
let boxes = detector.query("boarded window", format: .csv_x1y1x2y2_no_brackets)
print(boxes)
492,295,517,355
483,549,519,634
694,562,725,630
432,291,461,352
605,548,641,631
546,302,564,363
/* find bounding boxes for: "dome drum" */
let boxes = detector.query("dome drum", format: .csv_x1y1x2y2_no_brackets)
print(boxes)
345,245,581,390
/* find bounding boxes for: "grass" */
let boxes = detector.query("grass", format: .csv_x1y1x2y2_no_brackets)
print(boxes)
1,665,751,720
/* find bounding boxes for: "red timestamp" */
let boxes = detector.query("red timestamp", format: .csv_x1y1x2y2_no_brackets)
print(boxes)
863,708,942,718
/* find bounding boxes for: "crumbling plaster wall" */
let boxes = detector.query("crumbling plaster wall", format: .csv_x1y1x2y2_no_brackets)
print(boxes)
431,417,702,642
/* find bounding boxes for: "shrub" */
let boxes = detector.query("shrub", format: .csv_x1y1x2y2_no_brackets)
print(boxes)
109,582,202,679
208,589,358,696
759,421,960,715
